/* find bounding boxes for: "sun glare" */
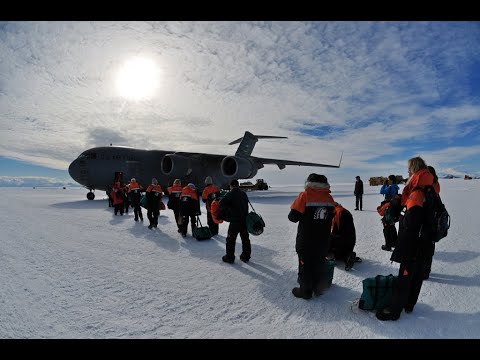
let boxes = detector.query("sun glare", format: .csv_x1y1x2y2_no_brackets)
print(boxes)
115,57,161,101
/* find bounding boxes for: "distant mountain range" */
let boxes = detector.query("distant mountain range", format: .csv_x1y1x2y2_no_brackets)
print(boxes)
439,174,480,179
0,176,80,187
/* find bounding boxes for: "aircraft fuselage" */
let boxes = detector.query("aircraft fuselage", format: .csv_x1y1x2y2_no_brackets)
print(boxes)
68,146,241,192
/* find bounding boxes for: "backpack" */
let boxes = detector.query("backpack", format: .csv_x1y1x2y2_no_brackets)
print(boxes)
414,185,450,242
377,194,402,225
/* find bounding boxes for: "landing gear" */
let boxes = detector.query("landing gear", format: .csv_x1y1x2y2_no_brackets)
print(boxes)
87,191,95,200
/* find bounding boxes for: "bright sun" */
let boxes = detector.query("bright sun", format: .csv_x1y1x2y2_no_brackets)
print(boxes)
115,57,161,101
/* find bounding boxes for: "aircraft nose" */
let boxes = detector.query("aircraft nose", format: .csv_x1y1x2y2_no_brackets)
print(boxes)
68,159,81,182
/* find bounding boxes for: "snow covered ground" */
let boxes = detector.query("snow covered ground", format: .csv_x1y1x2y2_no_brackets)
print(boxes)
1,179,479,338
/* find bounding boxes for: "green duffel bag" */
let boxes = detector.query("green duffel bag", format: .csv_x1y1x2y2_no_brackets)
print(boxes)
192,216,213,241
358,274,396,311
246,211,265,236
140,194,148,209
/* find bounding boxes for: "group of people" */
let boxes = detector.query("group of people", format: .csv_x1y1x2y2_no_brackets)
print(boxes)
164,176,253,264
288,156,442,323
109,175,253,266
107,156,440,322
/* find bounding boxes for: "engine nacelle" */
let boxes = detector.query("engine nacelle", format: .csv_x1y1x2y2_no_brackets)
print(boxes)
221,156,258,179
161,154,201,177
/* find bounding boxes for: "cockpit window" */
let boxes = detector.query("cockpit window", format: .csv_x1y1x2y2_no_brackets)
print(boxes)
78,153,97,160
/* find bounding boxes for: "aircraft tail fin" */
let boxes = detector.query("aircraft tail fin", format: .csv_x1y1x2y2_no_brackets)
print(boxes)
229,131,288,158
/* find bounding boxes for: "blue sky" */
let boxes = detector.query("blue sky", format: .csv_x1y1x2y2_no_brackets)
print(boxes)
1,21,479,186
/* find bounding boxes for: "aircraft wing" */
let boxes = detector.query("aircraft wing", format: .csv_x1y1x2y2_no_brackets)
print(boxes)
251,155,342,170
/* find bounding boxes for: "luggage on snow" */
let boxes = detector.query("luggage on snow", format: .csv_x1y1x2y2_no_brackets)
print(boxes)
246,199,265,236
192,216,213,241
358,274,396,311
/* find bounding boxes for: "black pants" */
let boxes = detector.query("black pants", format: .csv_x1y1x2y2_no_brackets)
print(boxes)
181,214,197,235
390,258,425,314
330,234,355,262
355,195,363,210
423,241,436,277
297,254,326,296
383,224,398,247
225,222,251,259
172,207,181,230
207,211,219,235
147,208,159,226
133,205,143,220
114,203,124,215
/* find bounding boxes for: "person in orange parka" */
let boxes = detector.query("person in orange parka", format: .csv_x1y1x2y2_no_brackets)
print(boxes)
167,179,183,233
202,176,221,236
127,177,144,222
145,178,163,229
329,202,361,271
179,183,200,237
111,181,124,216
210,192,224,225
288,173,336,300
377,156,434,321
423,165,440,280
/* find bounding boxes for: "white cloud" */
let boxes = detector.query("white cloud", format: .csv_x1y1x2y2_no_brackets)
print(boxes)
0,21,479,181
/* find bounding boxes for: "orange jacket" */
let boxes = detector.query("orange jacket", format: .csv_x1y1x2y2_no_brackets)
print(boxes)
180,185,198,201
210,199,224,224
290,187,335,214
332,204,344,232
202,184,220,212
401,168,434,210
146,184,163,194
168,184,183,198
127,181,143,192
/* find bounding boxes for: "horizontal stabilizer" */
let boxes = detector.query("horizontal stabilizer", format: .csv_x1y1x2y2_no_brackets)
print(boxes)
230,131,288,158
229,133,288,145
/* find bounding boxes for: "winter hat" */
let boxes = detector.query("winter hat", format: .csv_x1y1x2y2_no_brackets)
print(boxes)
188,183,196,189
205,176,213,185
131,178,136,182
230,179,239,187
307,173,328,184
152,178,158,185
173,179,181,185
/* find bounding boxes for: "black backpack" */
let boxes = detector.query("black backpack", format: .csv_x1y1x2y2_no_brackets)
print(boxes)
415,185,450,242
383,195,402,225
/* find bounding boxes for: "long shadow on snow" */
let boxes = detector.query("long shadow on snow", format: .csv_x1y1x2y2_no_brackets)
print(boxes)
50,199,110,210
433,249,480,264
127,217,182,253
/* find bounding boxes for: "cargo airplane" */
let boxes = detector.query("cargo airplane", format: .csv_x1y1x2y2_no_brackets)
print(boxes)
68,131,342,199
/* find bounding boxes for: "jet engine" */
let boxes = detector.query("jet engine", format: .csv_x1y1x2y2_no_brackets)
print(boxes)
221,156,258,179
161,154,201,177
